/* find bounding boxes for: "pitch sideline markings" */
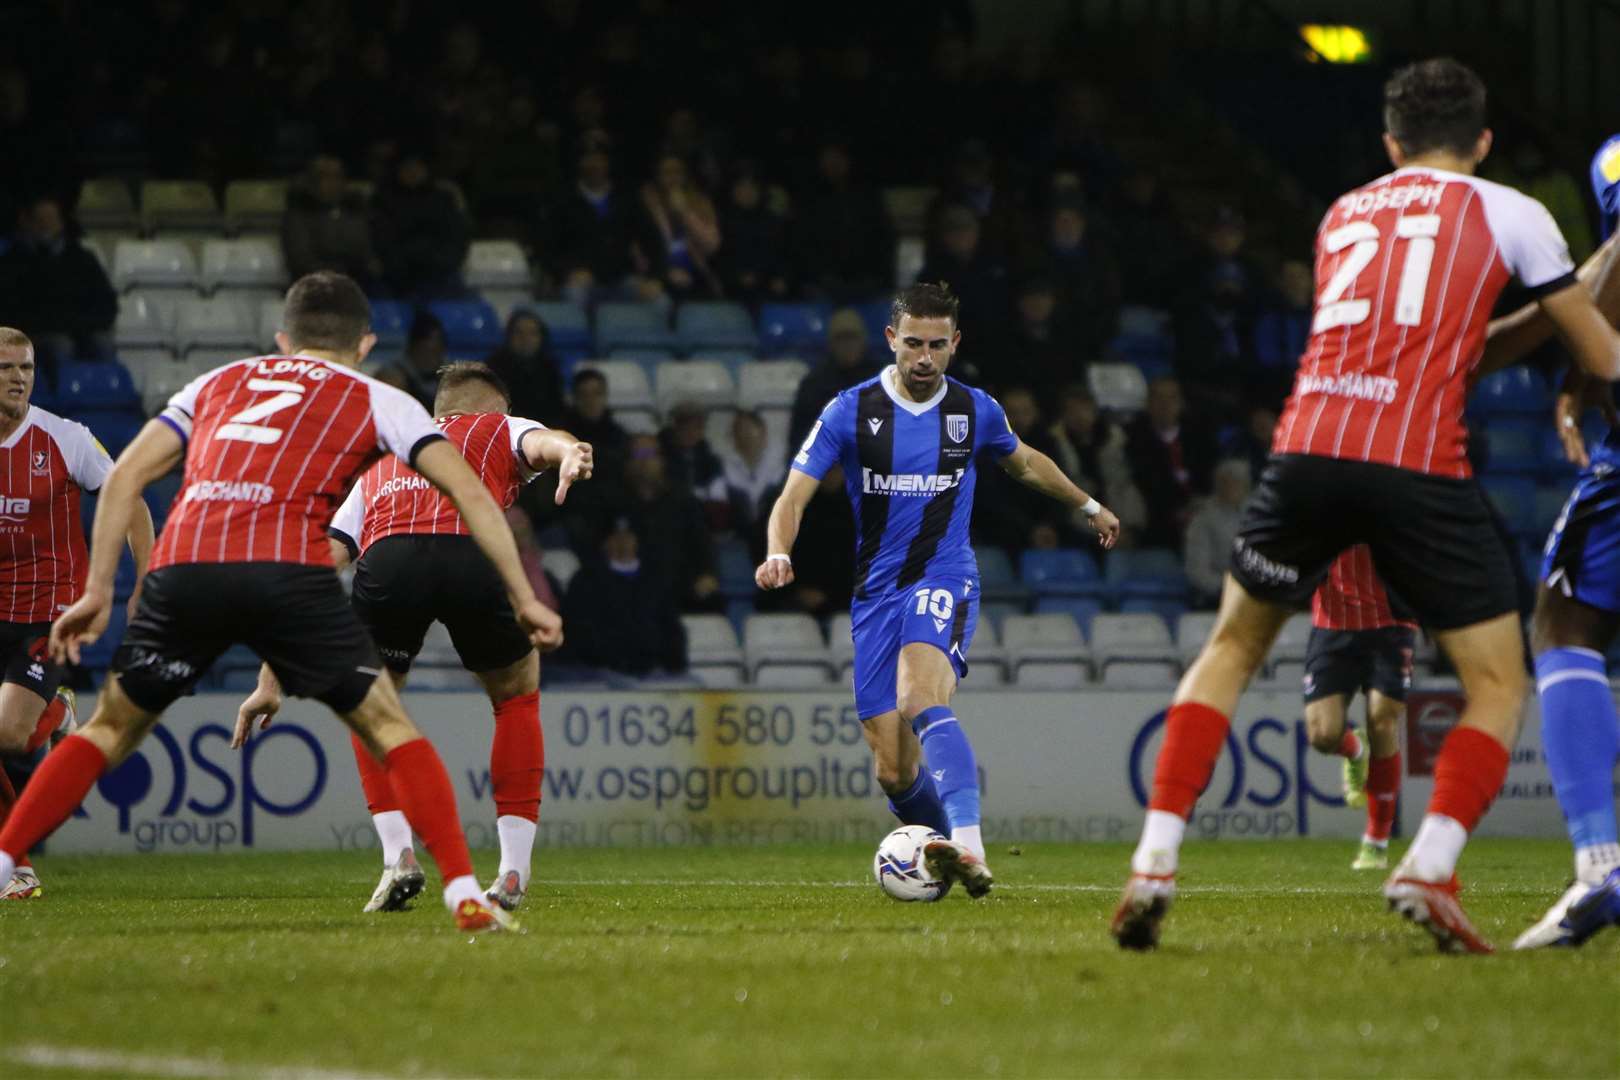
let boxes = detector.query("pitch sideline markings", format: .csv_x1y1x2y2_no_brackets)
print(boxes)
8,1044,421,1080
539,879,1374,895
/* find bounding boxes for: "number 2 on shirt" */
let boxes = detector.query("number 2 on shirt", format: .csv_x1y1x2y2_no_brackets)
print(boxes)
216,379,307,445
1313,214,1441,333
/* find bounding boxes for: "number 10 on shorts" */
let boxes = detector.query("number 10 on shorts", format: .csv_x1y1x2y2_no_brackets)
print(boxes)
913,586,955,621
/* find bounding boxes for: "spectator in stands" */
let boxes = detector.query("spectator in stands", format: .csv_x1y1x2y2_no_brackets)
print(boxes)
1223,401,1280,483
723,410,784,535
1126,376,1218,552
754,466,855,617
1109,167,1184,306
373,311,447,408
1251,259,1312,406
787,307,884,449
916,205,1010,331
794,140,891,302
1046,383,1144,541
640,153,722,298
1173,259,1256,424
560,368,631,473
507,506,559,612
561,518,687,677
282,154,381,289
974,385,1065,553
549,145,660,303
484,310,565,424
991,274,1082,402
1183,459,1251,609
370,148,470,300
0,194,116,375
659,402,729,526
716,163,789,304
928,138,1017,262
1040,197,1120,360
612,434,720,613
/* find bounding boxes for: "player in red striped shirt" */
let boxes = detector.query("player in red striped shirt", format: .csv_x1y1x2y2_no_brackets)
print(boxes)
0,328,155,900
1303,546,1416,872
1116,59,1620,953
234,361,591,915
0,273,561,933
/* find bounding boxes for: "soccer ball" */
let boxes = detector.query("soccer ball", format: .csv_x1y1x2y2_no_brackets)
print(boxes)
873,825,952,902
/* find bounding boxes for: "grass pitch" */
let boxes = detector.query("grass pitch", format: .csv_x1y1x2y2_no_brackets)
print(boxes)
2,840,1617,1079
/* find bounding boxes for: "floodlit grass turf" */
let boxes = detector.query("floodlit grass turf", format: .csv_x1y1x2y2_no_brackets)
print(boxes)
2,840,1617,1079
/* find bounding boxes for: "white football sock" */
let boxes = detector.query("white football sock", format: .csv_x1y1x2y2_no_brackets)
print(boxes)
951,824,985,861
1131,809,1186,875
1576,842,1620,885
496,815,538,888
0,851,13,884
372,810,413,867
442,874,483,911
1361,833,1389,849
1400,813,1468,881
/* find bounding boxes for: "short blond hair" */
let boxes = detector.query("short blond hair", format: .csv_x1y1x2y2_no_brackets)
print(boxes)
0,328,33,356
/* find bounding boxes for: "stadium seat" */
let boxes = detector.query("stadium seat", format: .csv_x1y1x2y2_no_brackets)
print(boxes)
141,358,210,416
1532,484,1568,536
117,348,180,394
223,179,287,234
544,548,581,591
1176,611,1218,666
1118,596,1188,628
689,666,746,690
737,360,808,411
743,613,832,680
409,665,481,691
482,289,534,324
690,350,755,379
144,469,184,529
77,177,138,232
1090,613,1178,680
73,410,145,455
199,237,286,292
682,614,745,681
463,240,531,288
753,666,835,688
976,547,1028,603
1482,422,1541,477
1012,661,1089,689
1106,548,1187,600
616,410,660,435
1019,547,1104,597
526,301,591,352
174,296,258,354
113,238,198,290
426,299,502,353
1099,663,1179,689
854,300,892,350
1471,366,1551,417
978,601,1022,632
1032,595,1101,636
575,360,654,411
114,293,175,349
827,612,855,680
254,297,284,350
895,235,925,288
369,299,414,350
1480,476,1537,535
75,604,126,671
595,302,676,352
675,302,759,353
656,360,736,414
758,303,830,355
715,538,756,599
1538,428,1581,484
140,180,222,232
56,361,140,410
1001,613,1090,680
608,350,676,387
1088,362,1149,413
967,618,1008,683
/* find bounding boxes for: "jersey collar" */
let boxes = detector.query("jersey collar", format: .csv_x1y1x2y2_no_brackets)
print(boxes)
880,365,947,416
0,406,36,450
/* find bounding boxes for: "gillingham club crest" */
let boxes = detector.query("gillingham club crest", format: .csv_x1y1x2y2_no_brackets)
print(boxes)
946,414,969,443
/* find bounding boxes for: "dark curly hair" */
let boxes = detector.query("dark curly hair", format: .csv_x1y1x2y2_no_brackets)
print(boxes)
1383,58,1487,158
890,281,961,329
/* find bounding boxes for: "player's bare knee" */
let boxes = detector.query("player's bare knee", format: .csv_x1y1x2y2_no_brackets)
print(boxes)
1204,623,1271,680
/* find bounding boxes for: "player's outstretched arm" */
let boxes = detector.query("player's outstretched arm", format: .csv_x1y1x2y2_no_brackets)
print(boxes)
756,470,819,589
520,427,594,504
413,439,564,652
52,420,184,663
1479,233,1620,378
997,438,1120,549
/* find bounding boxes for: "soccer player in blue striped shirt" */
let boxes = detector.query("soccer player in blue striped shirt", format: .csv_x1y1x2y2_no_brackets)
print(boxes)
757,283,1120,895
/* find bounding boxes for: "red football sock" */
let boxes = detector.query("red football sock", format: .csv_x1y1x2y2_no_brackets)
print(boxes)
0,735,106,860
1426,727,1509,832
350,733,400,815
383,738,473,884
1365,750,1401,842
1338,728,1363,759
491,690,542,822
24,696,66,754
1149,702,1230,819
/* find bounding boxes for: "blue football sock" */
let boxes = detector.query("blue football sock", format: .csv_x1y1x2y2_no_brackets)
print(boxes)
1535,648,1620,851
913,705,980,833
887,766,949,836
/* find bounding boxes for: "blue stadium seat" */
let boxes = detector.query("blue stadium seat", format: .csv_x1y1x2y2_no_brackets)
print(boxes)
1537,429,1581,484
854,300,892,350
758,303,830,355
1107,548,1188,600
595,303,676,353
716,538,756,598
1109,334,1174,378
676,302,759,353
977,601,1023,631
1471,367,1550,418
56,361,139,411
1033,595,1102,635
369,300,415,349
71,410,145,455
526,301,591,352
1532,484,1568,536
692,349,755,378
143,470,184,531
1019,548,1104,597
426,299,502,353
1483,421,1541,477
976,547,1029,603
1480,476,1537,535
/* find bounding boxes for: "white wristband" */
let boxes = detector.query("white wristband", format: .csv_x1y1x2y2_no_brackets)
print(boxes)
1081,497,1102,518
766,553,792,565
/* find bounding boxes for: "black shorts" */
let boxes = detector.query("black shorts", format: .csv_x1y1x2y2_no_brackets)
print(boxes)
1232,454,1520,631
0,621,64,703
114,563,380,714
350,535,532,676
1303,625,1416,704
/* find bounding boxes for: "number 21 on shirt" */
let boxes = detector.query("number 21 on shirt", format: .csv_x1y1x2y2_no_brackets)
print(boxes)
1314,214,1441,333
